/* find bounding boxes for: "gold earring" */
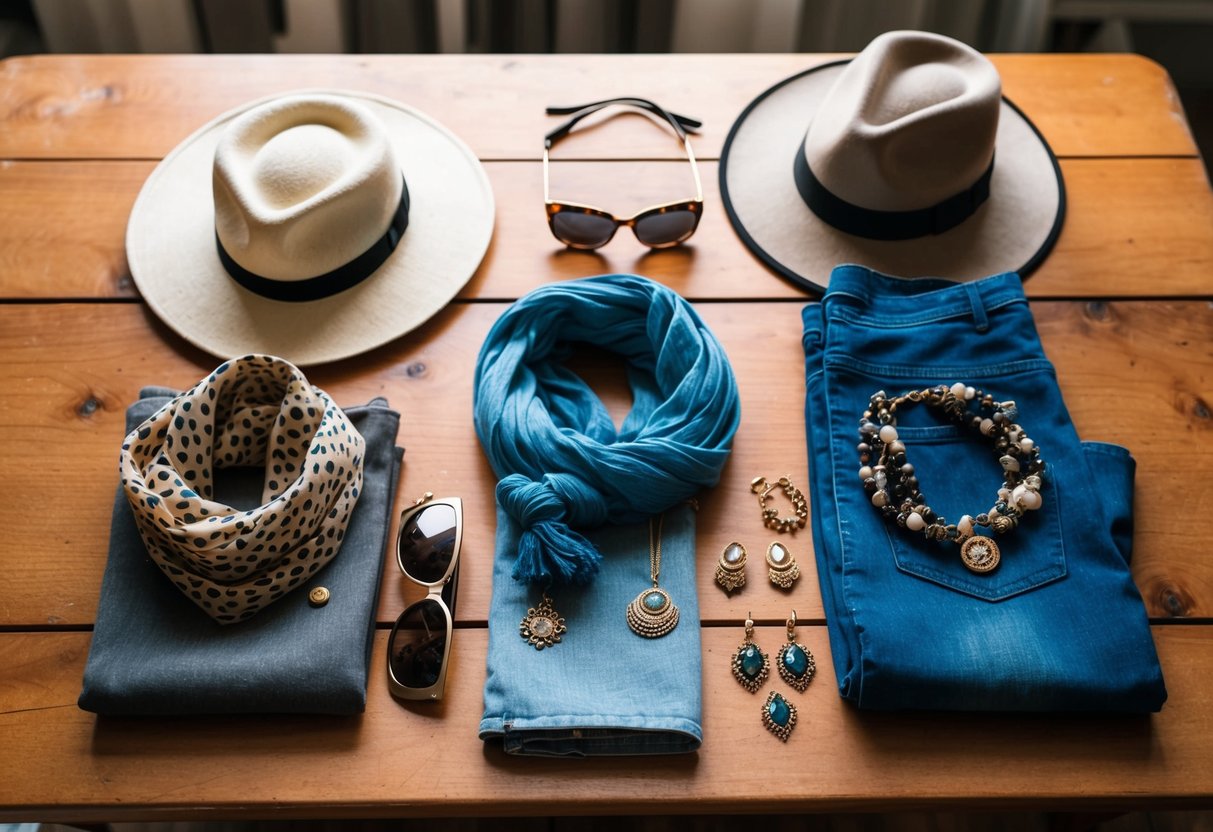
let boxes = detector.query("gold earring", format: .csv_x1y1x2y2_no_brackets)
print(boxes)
766,541,800,589
730,612,769,693
761,690,797,742
776,610,815,692
715,541,747,593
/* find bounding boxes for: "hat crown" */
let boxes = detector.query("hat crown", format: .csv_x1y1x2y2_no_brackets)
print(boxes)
805,31,1001,212
252,124,355,208
213,95,403,282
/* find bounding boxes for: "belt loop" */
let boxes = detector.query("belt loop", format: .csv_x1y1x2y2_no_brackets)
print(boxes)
965,283,990,333
802,303,824,348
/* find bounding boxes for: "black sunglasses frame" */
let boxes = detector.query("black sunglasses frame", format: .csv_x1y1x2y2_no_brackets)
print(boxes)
387,495,462,702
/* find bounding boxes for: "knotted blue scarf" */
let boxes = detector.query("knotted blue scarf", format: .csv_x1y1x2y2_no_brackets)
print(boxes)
473,275,740,588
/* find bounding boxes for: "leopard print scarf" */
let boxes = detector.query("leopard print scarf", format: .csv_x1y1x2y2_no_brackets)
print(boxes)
119,355,365,624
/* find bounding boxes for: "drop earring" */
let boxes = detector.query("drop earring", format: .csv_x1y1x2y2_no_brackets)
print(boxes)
715,541,747,593
766,541,801,589
730,612,769,693
776,609,816,692
761,690,797,742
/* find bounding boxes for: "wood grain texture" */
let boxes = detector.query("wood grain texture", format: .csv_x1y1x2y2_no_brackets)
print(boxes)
0,51,1210,818
0,300,1208,628
0,625,1209,821
0,54,1196,161
3,158,1212,302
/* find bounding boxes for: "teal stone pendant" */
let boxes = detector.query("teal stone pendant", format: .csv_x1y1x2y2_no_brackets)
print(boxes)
776,641,816,691
628,515,679,638
626,586,679,638
776,610,816,691
730,615,769,692
762,691,798,742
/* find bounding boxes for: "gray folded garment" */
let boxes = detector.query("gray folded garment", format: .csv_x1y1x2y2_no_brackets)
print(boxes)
78,387,402,716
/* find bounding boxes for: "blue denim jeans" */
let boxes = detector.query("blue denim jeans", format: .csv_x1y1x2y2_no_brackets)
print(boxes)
803,266,1166,711
480,503,701,755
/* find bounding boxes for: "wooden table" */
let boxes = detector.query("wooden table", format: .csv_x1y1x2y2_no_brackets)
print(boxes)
1,54,1211,822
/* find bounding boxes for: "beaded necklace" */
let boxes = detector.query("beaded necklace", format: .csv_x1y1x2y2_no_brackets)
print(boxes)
859,383,1045,574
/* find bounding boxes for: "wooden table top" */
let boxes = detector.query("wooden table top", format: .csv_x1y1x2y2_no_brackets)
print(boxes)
0,53,1211,822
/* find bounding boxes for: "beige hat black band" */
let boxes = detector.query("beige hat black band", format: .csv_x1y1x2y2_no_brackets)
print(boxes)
217,177,410,303
718,40,1067,292
125,89,494,366
793,141,994,241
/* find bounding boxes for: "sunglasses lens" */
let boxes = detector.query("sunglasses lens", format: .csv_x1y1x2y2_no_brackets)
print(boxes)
634,209,698,247
399,502,458,584
388,598,449,689
551,211,616,248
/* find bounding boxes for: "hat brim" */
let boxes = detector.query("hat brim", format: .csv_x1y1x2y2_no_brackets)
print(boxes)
126,89,495,366
719,60,1065,292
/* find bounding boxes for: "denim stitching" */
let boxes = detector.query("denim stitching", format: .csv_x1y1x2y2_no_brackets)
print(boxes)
826,355,1056,379
828,295,1025,328
1080,441,1132,459
887,464,1067,602
824,373,870,706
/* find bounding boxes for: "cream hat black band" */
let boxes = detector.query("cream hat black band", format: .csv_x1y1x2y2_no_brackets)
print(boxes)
127,90,494,366
216,178,410,302
720,31,1065,292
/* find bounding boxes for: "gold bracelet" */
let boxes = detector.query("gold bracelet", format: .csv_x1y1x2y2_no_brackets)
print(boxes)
750,475,808,534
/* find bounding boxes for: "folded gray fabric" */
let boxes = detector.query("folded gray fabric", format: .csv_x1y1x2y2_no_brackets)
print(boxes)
79,387,401,716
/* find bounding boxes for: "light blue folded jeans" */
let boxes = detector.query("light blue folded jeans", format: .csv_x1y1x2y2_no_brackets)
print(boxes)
480,503,701,755
803,266,1166,711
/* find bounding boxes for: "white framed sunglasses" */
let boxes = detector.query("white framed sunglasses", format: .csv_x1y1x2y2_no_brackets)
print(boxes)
387,494,462,702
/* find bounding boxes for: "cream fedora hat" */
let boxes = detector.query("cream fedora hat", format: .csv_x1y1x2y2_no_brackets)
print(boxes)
127,90,494,365
720,30,1065,292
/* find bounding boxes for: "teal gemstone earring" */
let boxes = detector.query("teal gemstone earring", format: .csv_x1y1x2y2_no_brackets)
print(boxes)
730,613,769,693
776,610,816,692
761,690,797,741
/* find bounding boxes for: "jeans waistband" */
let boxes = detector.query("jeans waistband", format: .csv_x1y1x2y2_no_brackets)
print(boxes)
823,265,1027,328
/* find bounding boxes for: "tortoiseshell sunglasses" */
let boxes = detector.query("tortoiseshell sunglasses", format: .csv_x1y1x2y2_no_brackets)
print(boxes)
543,97,704,250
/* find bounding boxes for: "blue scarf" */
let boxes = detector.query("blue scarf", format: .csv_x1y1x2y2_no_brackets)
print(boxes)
473,275,740,587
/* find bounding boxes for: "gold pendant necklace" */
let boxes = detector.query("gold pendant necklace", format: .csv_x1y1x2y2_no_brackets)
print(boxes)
520,591,567,650
626,513,680,638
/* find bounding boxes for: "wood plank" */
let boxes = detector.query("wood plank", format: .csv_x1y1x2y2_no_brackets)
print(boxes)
0,54,1196,161
0,626,1210,821
0,300,1208,627
3,158,1211,302
0,160,141,298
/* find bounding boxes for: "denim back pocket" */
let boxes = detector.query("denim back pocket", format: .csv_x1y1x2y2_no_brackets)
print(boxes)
882,422,1066,602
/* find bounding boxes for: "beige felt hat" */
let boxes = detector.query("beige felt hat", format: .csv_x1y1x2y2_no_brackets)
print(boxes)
719,30,1065,292
127,90,494,365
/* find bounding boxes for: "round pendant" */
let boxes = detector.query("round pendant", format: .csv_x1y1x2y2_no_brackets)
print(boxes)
626,587,679,638
520,595,567,650
960,535,1001,573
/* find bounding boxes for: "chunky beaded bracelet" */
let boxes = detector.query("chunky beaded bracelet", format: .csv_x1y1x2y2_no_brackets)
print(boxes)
857,383,1046,574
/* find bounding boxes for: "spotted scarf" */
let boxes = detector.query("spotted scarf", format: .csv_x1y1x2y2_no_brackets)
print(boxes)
119,355,365,624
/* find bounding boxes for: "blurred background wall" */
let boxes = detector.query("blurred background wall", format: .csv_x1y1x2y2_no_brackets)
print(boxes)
1,0,1210,170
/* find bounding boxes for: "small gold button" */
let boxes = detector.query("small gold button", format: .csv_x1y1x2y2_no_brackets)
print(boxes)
308,586,331,607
